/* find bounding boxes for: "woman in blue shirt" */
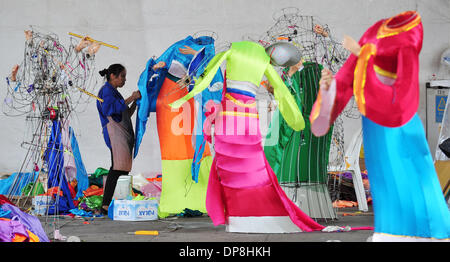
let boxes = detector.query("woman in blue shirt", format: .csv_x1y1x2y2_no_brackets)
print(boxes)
96,64,141,214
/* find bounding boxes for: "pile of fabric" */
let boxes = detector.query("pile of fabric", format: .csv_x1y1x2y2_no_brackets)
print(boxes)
68,169,162,218
328,170,372,208
0,167,164,220
0,195,49,242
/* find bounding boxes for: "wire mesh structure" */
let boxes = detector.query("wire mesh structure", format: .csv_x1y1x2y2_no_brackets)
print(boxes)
3,27,108,239
246,7,361,220
159,30,221,99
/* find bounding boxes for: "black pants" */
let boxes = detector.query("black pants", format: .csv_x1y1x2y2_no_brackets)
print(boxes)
102,150,129,208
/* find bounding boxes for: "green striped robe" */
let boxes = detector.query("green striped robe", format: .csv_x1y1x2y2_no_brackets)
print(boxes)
264,62,333,185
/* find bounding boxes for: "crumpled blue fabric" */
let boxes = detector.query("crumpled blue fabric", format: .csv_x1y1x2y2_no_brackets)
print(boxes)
134,58,168,158
44,120,75,215
69,208,94,217
69,127,89,200
107,199,115,220
0,208,11,219
0,172,38,196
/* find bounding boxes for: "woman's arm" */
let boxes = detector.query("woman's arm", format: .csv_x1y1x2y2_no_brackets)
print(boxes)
128,100,137,116
125,90,141,105
126,91,141,116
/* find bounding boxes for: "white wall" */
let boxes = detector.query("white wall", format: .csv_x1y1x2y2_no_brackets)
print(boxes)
0,0,449,174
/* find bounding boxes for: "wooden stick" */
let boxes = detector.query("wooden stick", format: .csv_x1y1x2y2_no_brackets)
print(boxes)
75,86,103,102
68,32,119,50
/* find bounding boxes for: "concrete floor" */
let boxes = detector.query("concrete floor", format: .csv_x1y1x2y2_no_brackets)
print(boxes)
26,207,445,260
40,207,375,243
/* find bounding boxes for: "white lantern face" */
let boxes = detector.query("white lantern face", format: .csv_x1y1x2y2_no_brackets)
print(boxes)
265,42,302,67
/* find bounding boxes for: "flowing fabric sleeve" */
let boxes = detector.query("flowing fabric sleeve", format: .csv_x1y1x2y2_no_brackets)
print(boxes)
264,64,304,131
170,49,231,109
361,46,420,127
134,58,156,158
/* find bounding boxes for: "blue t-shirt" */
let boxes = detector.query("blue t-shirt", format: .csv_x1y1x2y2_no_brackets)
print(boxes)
97,82,128,148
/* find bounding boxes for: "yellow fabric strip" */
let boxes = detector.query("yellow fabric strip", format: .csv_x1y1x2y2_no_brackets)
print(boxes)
225,93,256,108
373,65,397,79
27,230,40,242
310,90,322,124
376,11,421,39
353,43,377,116
226,41,270,87
220,111,259,118
265,64,305,131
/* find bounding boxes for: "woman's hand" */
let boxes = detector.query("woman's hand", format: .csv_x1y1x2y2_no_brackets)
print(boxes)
179,45,197,55
287,59,304,77
10,65,19,81
125,90,142,107
132,90,142,101
24,30,33,41
261,80,274,94
88,42,101,56
314,24,329,37
75,36,91,52
152,61,166,70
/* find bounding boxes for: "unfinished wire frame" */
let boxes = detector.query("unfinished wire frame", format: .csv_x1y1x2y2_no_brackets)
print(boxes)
4,27,106,238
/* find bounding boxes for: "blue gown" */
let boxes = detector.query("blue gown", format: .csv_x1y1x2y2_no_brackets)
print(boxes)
363,114,450,240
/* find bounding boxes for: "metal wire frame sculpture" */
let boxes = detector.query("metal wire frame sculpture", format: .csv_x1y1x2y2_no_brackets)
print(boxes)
3,26,108,239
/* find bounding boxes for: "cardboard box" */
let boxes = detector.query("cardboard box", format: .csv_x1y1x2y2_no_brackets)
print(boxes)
112,199,158,221
32,196,54,216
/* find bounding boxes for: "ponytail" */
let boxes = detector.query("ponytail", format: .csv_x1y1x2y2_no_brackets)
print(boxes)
99,64,125,81
99,68,109,77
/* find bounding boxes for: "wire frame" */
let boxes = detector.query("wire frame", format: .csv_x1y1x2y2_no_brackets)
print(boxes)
193,30,219,43
4,27,100,239
4,29,99,118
